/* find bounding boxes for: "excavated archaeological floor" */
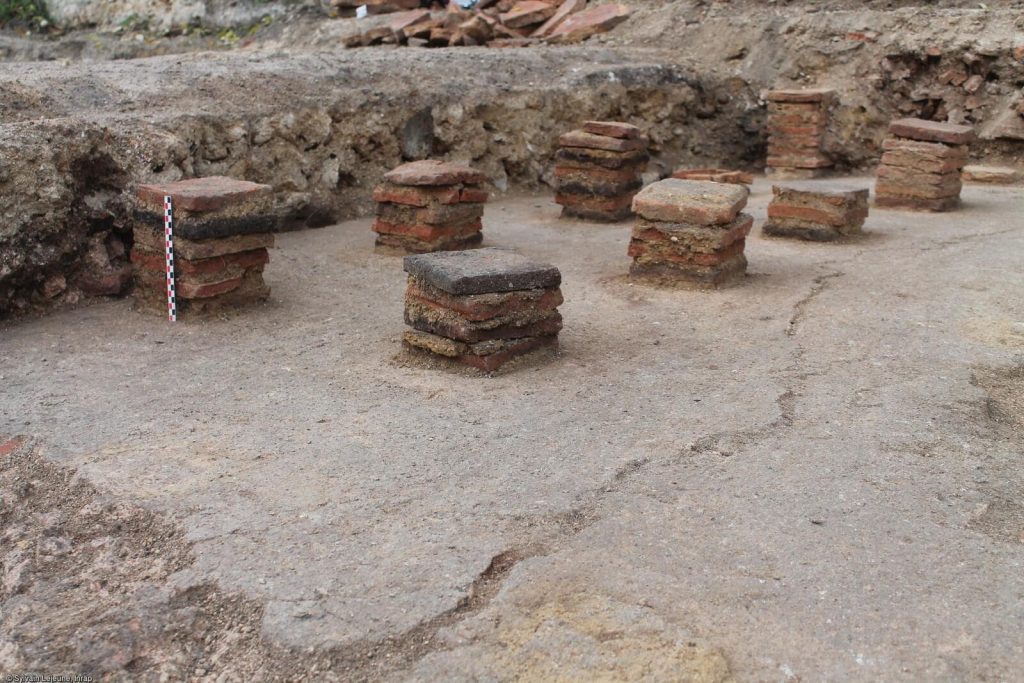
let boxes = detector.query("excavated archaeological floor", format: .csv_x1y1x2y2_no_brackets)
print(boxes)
2,178,1024,680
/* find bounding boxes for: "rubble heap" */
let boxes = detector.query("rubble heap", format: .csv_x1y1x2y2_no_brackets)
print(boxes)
765,88,835,179
672,168,753,185
875,118,975,211
763,183,870,241
131,177,277,316
373,160,489,254
401,247,563,371
629,179,752,288
554,121,649,222
342,1,631,48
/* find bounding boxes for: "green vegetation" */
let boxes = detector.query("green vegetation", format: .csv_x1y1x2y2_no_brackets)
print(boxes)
0,0,50,28
118,13,150,32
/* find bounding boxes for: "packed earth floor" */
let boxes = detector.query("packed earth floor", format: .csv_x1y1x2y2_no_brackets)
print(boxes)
3,179,1024,680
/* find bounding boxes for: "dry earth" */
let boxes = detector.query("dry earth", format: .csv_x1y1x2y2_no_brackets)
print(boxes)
3,179,1024,680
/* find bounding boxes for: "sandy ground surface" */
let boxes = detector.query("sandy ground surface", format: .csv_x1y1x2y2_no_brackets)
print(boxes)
2,178,1024,680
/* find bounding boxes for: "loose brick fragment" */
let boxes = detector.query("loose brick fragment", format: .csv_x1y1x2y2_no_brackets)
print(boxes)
532,0,586,38
546,3,632,43
500,1,557,29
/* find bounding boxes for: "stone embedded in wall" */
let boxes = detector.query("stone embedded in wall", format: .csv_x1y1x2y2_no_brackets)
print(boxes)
764,88,835,179
554,121,648,222
628,179,751,288
131,176,277,316
372,160,489,254
763,183,870,241
401,248,563,372
875,117,975,211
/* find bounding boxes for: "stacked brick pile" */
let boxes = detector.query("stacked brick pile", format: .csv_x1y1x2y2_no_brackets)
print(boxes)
342,1,632,48
372,160,489,254
875,118,975,211
765,88,835,179
402,248,563,372
629,179,752,288
132,177,277,316
554,121,649,222
763,183,870,241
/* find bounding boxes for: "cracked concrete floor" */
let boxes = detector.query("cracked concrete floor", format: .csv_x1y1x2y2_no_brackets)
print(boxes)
2,178,1023,680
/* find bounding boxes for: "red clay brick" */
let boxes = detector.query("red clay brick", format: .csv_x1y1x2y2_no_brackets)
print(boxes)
459,187,490,203
137,176,271,212
372,217,483,242
131,248,269,275
407,281,563,322
500,1,557,29
373,183,462,207
888,118,975,145
558,129,646,153
631,179,748,225
583,120,643,140
764,88,836,104
767,203,847,227
546,3,631,43
177,276,245,299
383,160,488,187
533,0,586,38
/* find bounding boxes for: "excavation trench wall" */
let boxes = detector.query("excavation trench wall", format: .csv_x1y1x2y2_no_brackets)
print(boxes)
0,50,761,317
2,0,1024,318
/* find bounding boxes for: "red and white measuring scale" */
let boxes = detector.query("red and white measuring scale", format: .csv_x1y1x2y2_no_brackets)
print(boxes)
163,195,177,322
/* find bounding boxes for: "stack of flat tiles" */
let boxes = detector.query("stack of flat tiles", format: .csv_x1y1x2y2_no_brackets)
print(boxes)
763,183,870,241
402,248,563,372
765,88,835,179
875,118,975,212
373,160,489,253
132,177,276,316
554,121,649,222
629,179,752,288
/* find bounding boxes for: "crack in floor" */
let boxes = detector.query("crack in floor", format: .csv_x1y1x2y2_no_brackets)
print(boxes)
787,271,843,337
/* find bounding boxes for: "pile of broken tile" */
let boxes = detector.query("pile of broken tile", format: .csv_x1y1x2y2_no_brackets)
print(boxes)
342,0,631,49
